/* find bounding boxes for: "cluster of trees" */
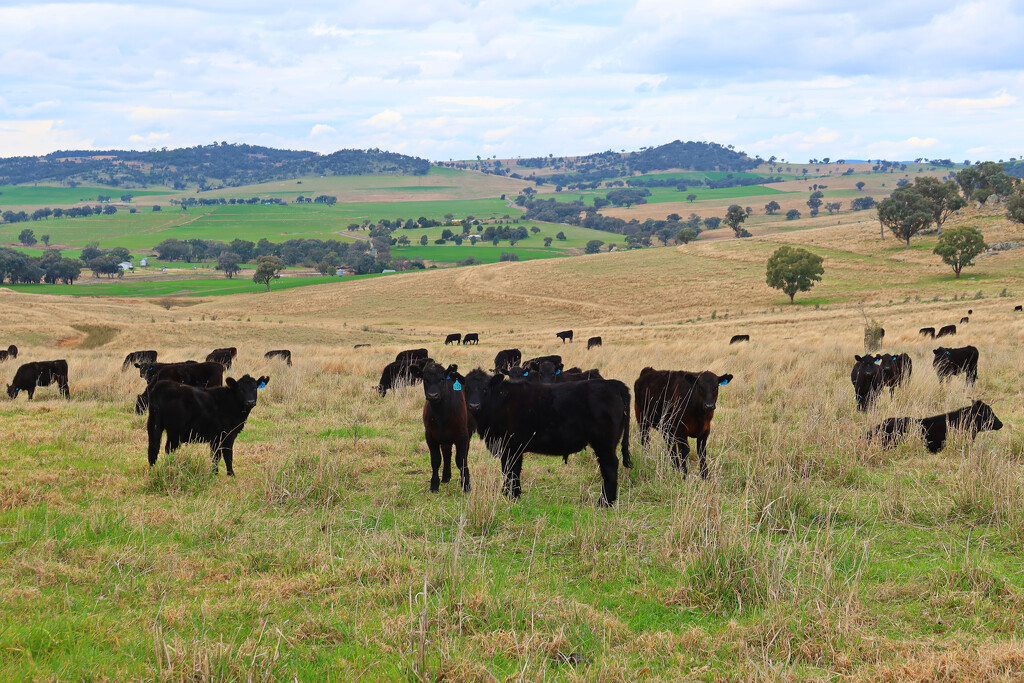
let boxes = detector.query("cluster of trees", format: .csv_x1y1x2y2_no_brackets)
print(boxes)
2,204,117,225
0,144,429,189
0,247,82,284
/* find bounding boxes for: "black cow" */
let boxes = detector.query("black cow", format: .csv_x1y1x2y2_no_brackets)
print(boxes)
634,367,733,479
122,350,157,372
876,352,913,395
867,401,1002,453
522,355,562,373
933,346,979,385
1015,305,1022,312
919,327,936,338
135,362,225,414
968,309,973,315
353,344,370,349
461,369,631,506
264,349,292,365
556,330,573,344
444,333,462,346
462,333,479,345
146,375,269,475
6,360,70,400
587,336,602,350
0,350,7,362
206,347,238,368
409,361,475,493
7,345,17,359
493,348,522,373
729,334,750,344
396,348,429,364
936,324,957,338
376,357,431,396
851,355,884,411
959,316,969,324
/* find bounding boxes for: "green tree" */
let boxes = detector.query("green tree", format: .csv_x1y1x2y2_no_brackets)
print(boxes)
252,255,285,291
676,227,698,244
932,226,986,279
1007,189,1024,225
420,234,428,246
786,209,801,220
877,188,933,247
913,176,966,233
686,193,698,203
217,251,242,279
724,204,747,236
544,237,553,247
764,200,781,215
40,234,50,247
585,240,604,254
855,181,866,191
806,191,824,216
18,229,36,246
766,246,825,303
556,231,566,240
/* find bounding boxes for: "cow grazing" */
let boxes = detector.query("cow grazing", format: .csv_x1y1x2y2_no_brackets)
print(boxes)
933,346,979,385
7,345,18,359
587,336,602,350
135,362,225,414
462,369,631,506
462,333,480,345
919,327,936,338
264,349,292,365
556,330,574,344
408,361,475,493
960,316,969,324
1015,305,1022,312
7,360,70,400
868,401,1002,453
936,324,957,338
146,375,269,475
876,353,912,395
493,348,522,373
206,347,238,368
377,357,431,396
353,344,370,349
522,355,562,373
0,350,7,362
967,309,973,315
122,350,158,372
444,333,462,346
634,367,733,479
729,334,750,344
396,348,429,364
851,355,885,411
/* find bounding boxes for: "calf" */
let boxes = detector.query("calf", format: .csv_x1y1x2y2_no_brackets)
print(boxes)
206,347,238,369
876,352,912,395
462,369,631,506
1015,305,1022,312
396,348,429,364
264,349,292,365
6,360,70,400
936,324,957,338
146,375,269,475
851,355,884,411
729,334,750,344
462,333,480,345
933,346,979,385
135,362,225,414
522,355,562,373
587,336,603,350
376,357,431,396
0,350,7,362
919,327,936,338
122,350,157,372
959,316,969,324
556,330,573,344
7,345,17,359
867,401,1002,453
444,333,462,346
493,348,522,373
409,362,475,493
634,367,733,479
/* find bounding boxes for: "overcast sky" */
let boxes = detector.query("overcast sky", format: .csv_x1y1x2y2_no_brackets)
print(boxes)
1,0,1022,162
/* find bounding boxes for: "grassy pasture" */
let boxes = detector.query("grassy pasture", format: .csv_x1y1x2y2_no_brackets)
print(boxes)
0,184,170,207
0,209,1023,678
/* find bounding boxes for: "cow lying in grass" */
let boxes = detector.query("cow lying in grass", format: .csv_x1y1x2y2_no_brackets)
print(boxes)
146,374,269,476
867,400,1002,453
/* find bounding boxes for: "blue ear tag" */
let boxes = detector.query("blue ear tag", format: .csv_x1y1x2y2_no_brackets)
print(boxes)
720,379,730,386
875,358,881,364
257,381,266,389
453,380,462,391
555,368,561,374
523,371,529,376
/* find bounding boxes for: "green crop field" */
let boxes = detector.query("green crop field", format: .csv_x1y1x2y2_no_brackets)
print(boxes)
0,184,171,206
0,274,384,298
392,244,566,264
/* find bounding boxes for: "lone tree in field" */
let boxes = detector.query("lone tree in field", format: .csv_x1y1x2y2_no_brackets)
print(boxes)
933,226,986,279
764,200,781,215
856,181,866,191
913,176,966,233
18,229,36,246
766,245,824,303
877,187,933,247
724,204,747,237
686,193,698,203
217,251,242,279
252,255,285,291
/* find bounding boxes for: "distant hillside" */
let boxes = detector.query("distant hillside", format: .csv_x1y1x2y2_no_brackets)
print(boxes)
0,143,431,190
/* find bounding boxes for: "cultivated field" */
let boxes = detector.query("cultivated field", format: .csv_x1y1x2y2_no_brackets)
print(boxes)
1,208,1023,680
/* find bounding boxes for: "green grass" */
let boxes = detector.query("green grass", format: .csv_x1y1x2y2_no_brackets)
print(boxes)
393,244,566,264
0,184,172,206
0,274,384,298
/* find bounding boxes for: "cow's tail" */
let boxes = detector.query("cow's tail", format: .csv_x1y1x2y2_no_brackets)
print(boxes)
619,381,632,469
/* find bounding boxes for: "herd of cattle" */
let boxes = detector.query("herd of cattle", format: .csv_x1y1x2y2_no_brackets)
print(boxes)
0,307,1013,506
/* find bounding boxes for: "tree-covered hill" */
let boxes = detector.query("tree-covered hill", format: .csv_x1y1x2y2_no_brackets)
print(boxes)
0,143,431,189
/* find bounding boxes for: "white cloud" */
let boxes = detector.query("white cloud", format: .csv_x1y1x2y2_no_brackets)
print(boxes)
309,123,336,137
366,110,403,128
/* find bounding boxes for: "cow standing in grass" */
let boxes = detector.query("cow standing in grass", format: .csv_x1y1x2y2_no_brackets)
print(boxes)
122,350,157,371
7,360,70,400
409,362,474,493
851,355,884,411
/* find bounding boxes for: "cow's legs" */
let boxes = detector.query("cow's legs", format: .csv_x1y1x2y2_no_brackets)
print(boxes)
673,436,691,478
594,446,619,507
455,438,471,493
441,443,453,483
222,445,234,476
427,439,443,492
146,416,162,467
500,450,523,500
59,379,70,399
696,432,711,480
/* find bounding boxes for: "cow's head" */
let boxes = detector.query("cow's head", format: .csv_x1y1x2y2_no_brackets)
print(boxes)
970,400,1003,432
6,384,18,399
462,368,503,413
536,361,563,384
412,361,463,402
226,374,269,409
685,371,733,412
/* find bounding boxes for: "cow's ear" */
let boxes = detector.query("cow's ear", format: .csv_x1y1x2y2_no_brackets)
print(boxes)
933,349,941,355
488,373,506,389
683,372,698,383
855,355,865,362
718,374,733,386
445,364,459,378
257,376,269,389
874,357,882,364
226,377,237,389
408,364,423,378
555,364,562,375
